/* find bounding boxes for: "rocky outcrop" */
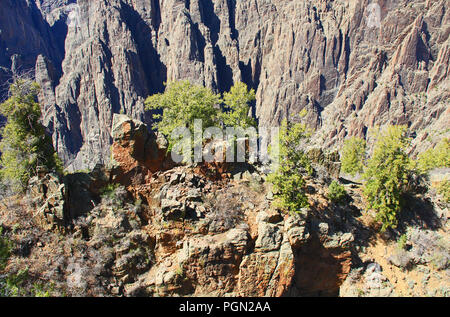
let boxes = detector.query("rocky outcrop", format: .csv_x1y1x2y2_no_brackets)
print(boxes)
28,172,67,231
308,148,341,180
110,114,171,187
3,110,447,297
27,164,111,231
117,168,305,297
237,211,299,297
16,156,361,297
19,114,356,296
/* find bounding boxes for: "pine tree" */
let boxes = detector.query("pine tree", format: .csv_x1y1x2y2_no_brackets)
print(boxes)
267,119,312,214
0,79,62,192
363,125,411,231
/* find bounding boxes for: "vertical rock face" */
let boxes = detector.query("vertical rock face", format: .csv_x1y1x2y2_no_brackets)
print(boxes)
0,0,449,170
0,0,63,95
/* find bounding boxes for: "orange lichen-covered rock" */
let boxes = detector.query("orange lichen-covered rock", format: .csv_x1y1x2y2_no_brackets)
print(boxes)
110,114,172,186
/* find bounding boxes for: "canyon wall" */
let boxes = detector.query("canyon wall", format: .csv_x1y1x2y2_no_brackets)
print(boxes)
0,0,449,170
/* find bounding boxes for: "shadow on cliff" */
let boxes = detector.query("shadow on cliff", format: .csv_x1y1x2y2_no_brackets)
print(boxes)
63,166,110,223
283,184,445,297
397,193,443,232
200,0,235,93
120,2,167,95
285,235,352,297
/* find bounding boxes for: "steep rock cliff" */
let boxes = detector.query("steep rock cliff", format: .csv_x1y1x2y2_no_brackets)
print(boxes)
0,0,64,95
0,0,449,170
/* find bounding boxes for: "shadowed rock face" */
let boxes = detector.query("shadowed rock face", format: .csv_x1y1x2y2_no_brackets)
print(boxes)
0,0,449,170
0,0,65,96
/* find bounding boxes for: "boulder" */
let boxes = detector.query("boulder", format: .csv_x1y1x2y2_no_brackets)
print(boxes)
254,223,283,252
238,242,295,297
285,218,310,249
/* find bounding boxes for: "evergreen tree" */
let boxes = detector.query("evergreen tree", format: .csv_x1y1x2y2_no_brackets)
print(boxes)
0,79,62,191
145,80,222,151
220,82,256,128
267,119,312,214
416,138,450,173
363,125,411,231
145,80,258,155
327,180,347,203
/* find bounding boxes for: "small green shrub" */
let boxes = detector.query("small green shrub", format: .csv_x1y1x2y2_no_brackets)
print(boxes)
32,282,52,297
100,183,120,200
1,268,29,297
435,180,450,203
397,234,408,250
416,138,450,173
0,79,63,192
0,230,54,297
327,180,347,203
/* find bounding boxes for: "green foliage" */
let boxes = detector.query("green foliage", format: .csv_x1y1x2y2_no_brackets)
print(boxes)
0,228,53,297
145,80,221,151
0,269,53,297
397,234,408,250
174,266,184,277
363,125,412,232
31,282,52,297
275,119,313,175
100,183,127,210
0,227,11,271
267,119,312,214
416,138,450,173
0,79,62,191
327,180,347,203
220,81,256,128
145,80,257,153
340,136,366,177
100,183,120,200
1,268,29,297
436,180,450,203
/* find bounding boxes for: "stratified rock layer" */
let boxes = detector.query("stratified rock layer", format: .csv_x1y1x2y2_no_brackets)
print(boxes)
0,0,449,169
